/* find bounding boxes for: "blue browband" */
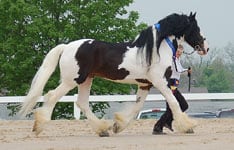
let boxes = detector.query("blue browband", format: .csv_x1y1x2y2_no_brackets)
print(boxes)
154,23,176,57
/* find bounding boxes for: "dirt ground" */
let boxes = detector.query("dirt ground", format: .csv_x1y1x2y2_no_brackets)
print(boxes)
0,119,234,150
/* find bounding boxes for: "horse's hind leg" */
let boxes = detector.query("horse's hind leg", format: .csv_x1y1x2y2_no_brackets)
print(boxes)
77,77,112,137
33,82,75,135
113,86,149,134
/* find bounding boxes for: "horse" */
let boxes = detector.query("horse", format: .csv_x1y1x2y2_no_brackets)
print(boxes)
20,12,209,137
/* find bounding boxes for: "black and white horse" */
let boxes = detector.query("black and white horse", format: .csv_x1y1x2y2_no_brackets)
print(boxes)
20,12,209,137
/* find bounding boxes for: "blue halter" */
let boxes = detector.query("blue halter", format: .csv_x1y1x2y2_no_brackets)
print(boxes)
154,23,176,57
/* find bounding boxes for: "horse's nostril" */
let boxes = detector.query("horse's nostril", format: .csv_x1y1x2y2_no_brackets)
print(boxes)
207,48,209,52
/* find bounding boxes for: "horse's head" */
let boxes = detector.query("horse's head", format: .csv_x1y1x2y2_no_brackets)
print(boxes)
184,12,209,55
133,12,209,66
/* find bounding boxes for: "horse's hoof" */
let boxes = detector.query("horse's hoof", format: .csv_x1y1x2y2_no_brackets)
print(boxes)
98,131,110,137
173,112,197,133
113,122,121,133
32,121,43,136
185,128,194,134
32,108,50,136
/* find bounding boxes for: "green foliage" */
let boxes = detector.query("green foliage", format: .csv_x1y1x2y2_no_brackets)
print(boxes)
203,59,231,93
52,102,74,120
90,102,110,119
181,45,234,93
0,0,146,119
199,58,232,92
91,77,136,95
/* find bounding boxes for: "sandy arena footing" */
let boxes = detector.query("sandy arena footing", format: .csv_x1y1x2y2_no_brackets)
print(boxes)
0,119,234,150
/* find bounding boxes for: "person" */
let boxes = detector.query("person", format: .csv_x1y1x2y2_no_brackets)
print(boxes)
153,44,192,134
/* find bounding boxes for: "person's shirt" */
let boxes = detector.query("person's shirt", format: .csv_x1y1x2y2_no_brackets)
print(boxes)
171,56,188,80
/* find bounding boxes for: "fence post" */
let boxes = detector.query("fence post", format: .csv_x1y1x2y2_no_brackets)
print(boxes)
73,102,81,119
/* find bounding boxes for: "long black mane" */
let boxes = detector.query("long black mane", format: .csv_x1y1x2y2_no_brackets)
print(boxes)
132,13,198,66
156,13,192,49
132,27,154,66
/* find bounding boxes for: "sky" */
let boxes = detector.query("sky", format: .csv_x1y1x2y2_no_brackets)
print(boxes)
127,0,234,49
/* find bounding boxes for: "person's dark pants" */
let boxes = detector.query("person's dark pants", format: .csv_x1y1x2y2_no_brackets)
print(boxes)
153,86,188,133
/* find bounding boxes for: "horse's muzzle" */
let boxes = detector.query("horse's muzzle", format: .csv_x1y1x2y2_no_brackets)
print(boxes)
195,45,208,55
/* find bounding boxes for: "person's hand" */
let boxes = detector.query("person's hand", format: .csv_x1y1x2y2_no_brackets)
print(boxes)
188,68,192,74
187,67,192,77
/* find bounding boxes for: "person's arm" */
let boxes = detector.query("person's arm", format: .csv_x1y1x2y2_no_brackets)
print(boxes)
174,58,188,73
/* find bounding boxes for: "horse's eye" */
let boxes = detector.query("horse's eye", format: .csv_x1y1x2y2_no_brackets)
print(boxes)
203,38,206,40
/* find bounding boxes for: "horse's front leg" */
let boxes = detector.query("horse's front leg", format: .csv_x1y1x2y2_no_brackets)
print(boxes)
113,86,149,134
150,73,197,133
77,77,112,137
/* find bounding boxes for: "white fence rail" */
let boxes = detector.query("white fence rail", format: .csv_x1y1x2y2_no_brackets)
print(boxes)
1,93,234,119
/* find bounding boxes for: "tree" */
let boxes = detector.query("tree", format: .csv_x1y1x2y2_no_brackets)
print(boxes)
199,58,232,92
223,43,234,90
180,43,234,93
0,0,147,119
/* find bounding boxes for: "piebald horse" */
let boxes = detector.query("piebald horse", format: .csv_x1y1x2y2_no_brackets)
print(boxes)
20,12,209,137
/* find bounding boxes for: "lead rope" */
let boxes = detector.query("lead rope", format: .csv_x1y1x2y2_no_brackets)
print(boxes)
183,50,196,55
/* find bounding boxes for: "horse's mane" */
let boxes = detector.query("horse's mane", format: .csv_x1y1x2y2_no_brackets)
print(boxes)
156,13,190,50
132,27,154,66
132,13,192,66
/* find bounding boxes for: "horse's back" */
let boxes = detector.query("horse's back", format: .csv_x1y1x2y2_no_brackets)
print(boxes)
59,39,148,85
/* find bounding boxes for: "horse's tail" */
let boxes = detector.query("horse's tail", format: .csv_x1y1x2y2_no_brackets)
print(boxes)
19,44,66,117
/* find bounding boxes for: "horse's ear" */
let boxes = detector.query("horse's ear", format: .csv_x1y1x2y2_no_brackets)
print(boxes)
192,12,197,18
189,12,196,21
189,12,193,17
